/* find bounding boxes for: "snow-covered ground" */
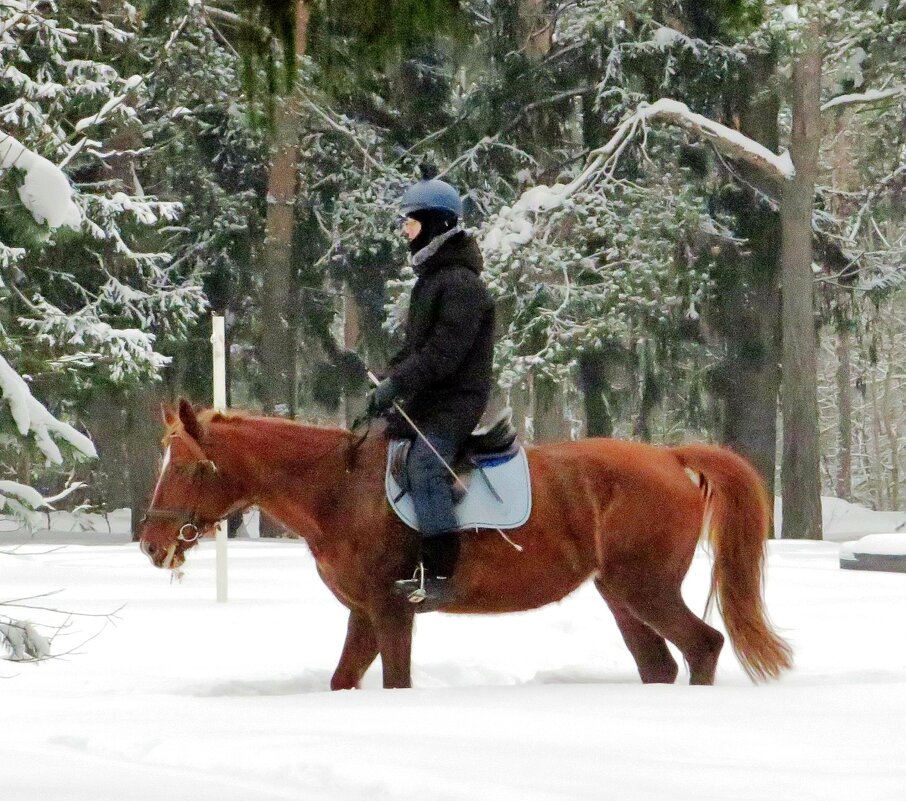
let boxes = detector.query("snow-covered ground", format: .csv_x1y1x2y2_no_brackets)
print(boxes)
2,503,906,800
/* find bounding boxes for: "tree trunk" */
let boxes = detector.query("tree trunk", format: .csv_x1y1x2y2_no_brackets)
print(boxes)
881,336,900,509
532,373,570,442
578,351,614,438
633,354,659,443
96,94,158,534
780,18,823,540
256,2,310,538
508,382,530,440
518,0,553,59
712,50,782,492
85,388,130,511
125,383,167,541
343,283,366,427
830,112,856,502
835,326,853,499
259,1,311,416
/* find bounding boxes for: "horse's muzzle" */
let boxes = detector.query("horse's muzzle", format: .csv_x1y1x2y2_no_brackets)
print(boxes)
140,539,181,570
140,539,156,564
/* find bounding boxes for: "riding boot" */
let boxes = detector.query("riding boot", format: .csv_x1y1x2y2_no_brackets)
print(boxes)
393,431,463,605
394,532,460,605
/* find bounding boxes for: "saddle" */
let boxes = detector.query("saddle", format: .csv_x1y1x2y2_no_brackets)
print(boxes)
385,408,532,533
389,407,520,503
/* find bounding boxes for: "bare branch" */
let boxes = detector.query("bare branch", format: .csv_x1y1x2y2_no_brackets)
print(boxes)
298,99,382,170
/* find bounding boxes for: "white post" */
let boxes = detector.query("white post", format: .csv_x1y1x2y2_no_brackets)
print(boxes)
212,314,228,602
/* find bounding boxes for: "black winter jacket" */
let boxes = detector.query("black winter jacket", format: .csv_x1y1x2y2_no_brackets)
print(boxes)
387,231,495,440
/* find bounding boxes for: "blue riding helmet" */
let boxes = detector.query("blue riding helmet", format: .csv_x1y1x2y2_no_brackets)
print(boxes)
400,177,462,218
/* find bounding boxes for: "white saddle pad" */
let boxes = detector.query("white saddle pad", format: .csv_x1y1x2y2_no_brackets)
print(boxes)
385,441,532,532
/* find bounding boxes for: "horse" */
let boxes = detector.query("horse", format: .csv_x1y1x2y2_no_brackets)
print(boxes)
139,399,792,689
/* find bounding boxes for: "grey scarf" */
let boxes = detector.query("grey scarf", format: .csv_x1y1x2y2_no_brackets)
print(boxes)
410,225,463,272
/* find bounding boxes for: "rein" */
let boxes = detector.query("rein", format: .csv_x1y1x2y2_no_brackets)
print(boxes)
143,423,362,543
346,413,373,471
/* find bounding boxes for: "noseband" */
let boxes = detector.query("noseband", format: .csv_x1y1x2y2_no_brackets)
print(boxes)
141,434,221,544
141,507,212,543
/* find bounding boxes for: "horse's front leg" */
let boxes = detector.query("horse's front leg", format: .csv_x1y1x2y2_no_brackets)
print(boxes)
370,604,416,689
331,608,379,690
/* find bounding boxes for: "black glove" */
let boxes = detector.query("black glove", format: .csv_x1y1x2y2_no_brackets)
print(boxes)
367,378,399,416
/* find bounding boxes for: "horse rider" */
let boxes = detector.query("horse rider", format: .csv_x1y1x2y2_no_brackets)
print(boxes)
367,168,496,605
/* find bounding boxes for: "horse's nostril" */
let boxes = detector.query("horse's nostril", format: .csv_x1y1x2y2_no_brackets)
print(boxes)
140,541,157,560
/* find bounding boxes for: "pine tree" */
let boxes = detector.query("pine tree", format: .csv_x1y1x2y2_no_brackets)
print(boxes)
0,1,204,518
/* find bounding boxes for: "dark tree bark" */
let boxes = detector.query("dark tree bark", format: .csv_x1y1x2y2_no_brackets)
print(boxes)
259,1,310,417
708,49,783,493
94,103,162,537
518,0,553,59
257,2,311,537
84,389,130,511
532,375,570,442
835,326,853,500
633,354,660,443
780,19,824,540
578,351,614,438
711,211,782,491
125,383,167,541
830,113,856,502
343,284,366,427
508,383,530,440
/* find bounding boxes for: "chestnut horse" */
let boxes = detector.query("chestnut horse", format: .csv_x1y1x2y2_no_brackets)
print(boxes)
139,400,792,689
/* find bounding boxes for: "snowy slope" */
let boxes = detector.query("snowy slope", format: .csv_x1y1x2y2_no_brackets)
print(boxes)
2,533,906,801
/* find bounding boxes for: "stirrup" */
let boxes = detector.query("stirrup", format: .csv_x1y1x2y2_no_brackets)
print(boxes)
393,561,427,604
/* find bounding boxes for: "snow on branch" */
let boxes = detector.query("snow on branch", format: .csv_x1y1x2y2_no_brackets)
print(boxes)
0,588,121,664
0,479,87,525
624,99,795,180
73,74,143,133
821,86,905,112
0,354,97,464
483,98,793,255
0,131,82,229
0,618,50,661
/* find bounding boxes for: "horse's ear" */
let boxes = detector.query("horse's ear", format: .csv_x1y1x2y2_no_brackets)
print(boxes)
161,404,176,427
178,397,203,441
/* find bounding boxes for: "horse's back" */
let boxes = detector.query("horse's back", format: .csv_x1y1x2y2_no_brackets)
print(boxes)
522,437,707,571
526,436,706,503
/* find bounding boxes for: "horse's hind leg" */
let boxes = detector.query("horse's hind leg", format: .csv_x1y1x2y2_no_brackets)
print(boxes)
594,578,678,684
625,590,724,685
331,609,379,690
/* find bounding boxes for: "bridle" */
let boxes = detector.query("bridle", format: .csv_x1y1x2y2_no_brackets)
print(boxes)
141,421,361,549
141,505,214,544
141,431,222,544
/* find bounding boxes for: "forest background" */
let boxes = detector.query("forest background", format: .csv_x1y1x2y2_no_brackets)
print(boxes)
0,0,903,541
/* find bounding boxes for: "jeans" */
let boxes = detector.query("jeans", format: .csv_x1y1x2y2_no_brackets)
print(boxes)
407,431,462,537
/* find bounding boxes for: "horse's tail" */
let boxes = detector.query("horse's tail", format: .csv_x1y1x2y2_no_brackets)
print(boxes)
671,444,793,682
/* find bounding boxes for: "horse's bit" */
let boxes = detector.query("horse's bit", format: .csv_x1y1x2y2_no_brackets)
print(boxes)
141,449,220,543
141,504,214,543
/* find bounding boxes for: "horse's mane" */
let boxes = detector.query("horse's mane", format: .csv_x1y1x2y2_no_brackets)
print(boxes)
197,407,350,436
165,406,378,472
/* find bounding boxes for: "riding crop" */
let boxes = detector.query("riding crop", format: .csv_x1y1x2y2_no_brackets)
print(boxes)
367,371,523,553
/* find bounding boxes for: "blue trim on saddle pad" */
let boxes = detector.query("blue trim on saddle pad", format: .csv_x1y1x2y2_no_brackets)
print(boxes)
471,452,516,469
385,441,532,532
